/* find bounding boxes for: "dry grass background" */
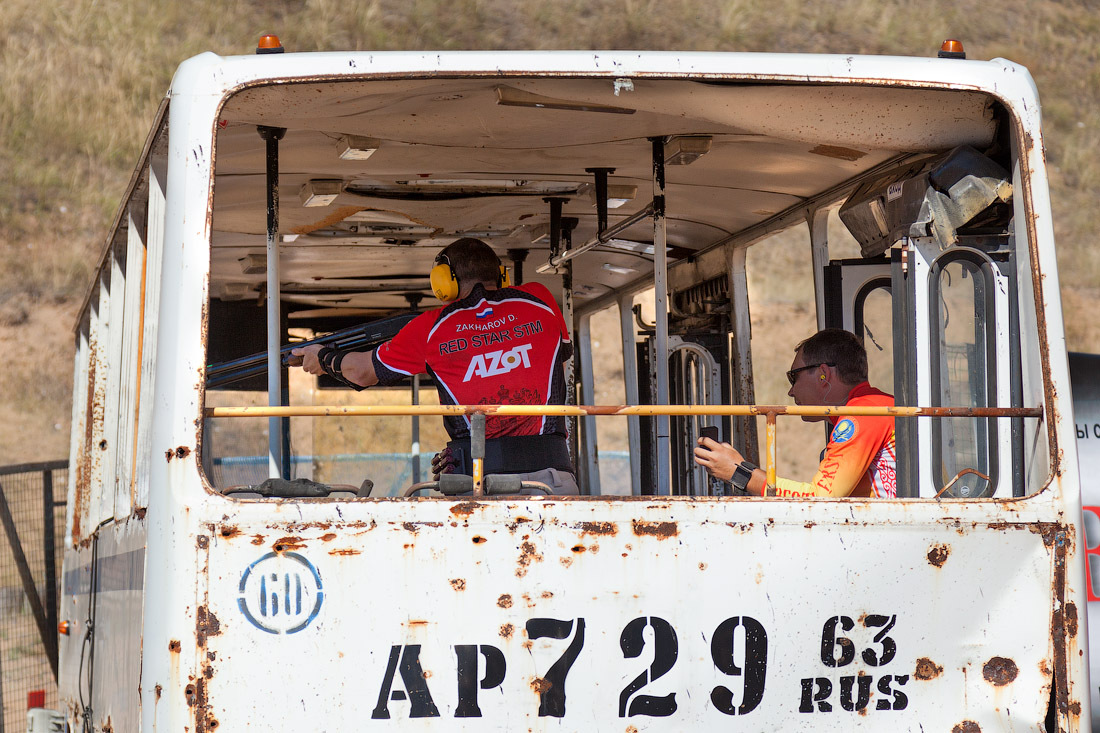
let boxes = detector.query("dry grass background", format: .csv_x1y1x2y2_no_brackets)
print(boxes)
0,0,1098,468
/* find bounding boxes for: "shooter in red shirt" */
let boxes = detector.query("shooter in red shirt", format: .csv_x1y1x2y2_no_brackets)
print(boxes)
292,238,577,494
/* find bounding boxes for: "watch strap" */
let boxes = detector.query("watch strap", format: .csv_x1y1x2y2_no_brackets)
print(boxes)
730,460,758,493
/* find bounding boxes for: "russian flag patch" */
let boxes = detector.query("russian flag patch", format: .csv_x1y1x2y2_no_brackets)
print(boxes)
476,307,493,319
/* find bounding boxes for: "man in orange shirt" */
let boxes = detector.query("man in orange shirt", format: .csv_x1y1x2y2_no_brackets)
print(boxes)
694,329,896,498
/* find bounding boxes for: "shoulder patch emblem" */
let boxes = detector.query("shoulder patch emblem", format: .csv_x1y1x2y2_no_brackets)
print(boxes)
831,418,856,443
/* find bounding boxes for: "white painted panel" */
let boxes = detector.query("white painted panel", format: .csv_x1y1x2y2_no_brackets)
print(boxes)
134,155,167,509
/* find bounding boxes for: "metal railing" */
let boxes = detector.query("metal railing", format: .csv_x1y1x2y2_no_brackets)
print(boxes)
0,460,67,733
206,404,1043,496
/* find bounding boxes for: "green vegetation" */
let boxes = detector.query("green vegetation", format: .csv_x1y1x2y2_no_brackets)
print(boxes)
0,0,1097,460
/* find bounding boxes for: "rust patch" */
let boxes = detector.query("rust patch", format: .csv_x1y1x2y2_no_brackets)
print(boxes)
196,535,209,549
134,507,147,520
530,677,552,694
1040,659,1052,677
698,562,706,570
450,578,467,591
571,544,586,553
176,446,191,459
169,640,181,653
560,557,573,568
576,521,616,536
927,544,950,567
498,594,513,609
165,449,174,462
155,684,162,700
500,623,514,639
1066,602,1079,638
809,144,867,161
517,540,543,577
321,533,337,542
195,606,221,647
541,591,553,599
251,535,265,545
408,619,429,626
1028,523,1058,547
472,536,487,544
982,656,1018,686
329,548,360,556
402,522,420,534
450,501,482,518
915,658,943,680
952,722,981,733
219,526,241,539
273,536,306,551
631,520,678,539
184,683,197,706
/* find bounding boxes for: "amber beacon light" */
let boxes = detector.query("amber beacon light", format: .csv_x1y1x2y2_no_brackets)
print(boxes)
257,34,284,54
938,39,966,59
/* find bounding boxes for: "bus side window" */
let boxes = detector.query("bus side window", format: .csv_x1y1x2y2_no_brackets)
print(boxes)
929,251,997,497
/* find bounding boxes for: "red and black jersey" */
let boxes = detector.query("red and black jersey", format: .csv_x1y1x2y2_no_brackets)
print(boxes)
372,283,571,441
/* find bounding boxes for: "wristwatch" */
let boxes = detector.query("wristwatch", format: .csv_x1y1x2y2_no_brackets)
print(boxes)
730,460,758,493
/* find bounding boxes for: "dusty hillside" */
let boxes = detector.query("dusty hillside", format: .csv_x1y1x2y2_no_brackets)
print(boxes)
1,0,1097,463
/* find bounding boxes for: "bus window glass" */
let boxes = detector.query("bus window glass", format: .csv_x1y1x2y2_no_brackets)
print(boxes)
931,256,996,497
855,283,894,394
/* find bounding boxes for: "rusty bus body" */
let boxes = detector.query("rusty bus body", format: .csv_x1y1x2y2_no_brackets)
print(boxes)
56,46,1090,731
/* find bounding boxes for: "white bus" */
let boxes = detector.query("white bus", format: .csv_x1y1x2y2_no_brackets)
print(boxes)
55,37,1090,731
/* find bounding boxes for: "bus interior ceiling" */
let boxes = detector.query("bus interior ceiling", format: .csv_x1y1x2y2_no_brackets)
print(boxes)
200,76,1012,491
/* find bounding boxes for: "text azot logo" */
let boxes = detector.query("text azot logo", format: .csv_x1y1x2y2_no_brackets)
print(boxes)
238,552,323,634
463,343,532,382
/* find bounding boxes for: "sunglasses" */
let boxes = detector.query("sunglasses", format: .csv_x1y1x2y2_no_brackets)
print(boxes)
786,362,835,386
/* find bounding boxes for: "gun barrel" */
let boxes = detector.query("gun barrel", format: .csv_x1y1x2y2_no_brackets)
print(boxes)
205,312,418,388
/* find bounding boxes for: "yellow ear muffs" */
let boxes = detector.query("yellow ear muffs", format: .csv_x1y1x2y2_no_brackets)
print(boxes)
499,265,511,288
430,260,459,302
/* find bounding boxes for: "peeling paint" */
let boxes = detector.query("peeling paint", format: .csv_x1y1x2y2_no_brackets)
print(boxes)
631,520,678,538
982,657,1019,686
927,544,950,567
915,657,943,680
196,606,221,647
575,521,616,536
273,536,306,551
450,501,481,518
516,540,543,577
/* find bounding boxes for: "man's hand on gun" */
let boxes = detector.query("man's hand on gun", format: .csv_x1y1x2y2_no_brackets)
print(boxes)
431,447,459,480
288,344,324,373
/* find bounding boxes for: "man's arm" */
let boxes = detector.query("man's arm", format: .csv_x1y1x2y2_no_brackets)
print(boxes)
290,344,379,388
693,430,876,498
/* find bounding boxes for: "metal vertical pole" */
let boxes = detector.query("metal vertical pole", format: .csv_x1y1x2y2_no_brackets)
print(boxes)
258,125,286,479
411,375,421,484
651,138,671,496
43,468,58,678
618,294,643,496
560,220,579,479
808,208,830,331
